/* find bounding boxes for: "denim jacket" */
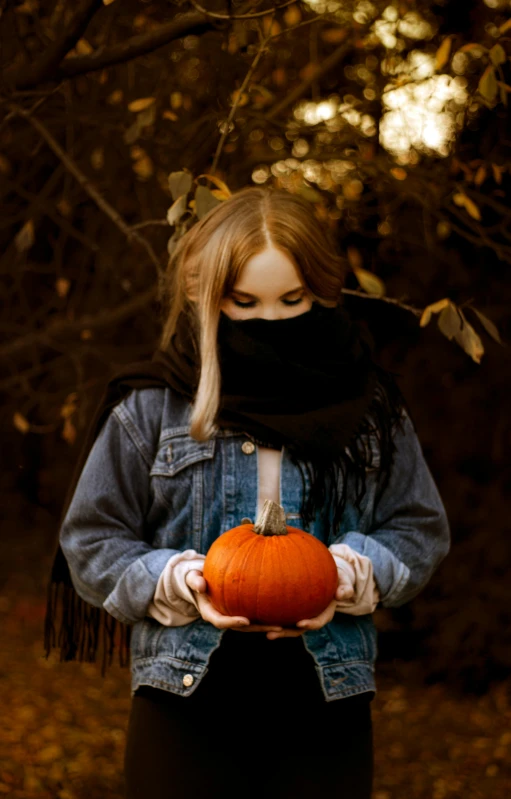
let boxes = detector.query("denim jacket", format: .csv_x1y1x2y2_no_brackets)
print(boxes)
59,387,451,702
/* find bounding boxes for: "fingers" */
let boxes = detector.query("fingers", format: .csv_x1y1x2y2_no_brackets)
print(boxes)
232,624,283,633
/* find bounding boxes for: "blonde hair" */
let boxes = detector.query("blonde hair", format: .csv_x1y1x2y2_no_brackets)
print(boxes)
159,185,348,440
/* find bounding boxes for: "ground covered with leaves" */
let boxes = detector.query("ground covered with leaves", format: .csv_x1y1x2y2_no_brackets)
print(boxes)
0,586,509,799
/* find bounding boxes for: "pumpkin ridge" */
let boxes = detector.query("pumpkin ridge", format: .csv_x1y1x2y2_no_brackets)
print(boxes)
224,531,256,616
286,530,310,617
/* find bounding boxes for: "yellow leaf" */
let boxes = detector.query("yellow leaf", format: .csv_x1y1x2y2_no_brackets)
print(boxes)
167,194,187,225
435,37,452,71
90,146,104,170
75,39,93,55
55,278,70,298
463,196,481,221
458,43,485,54
15,219,35,252
103,0,117,5
210,189,231,200
132,153,153,180
419,298,450,327
230,89,249,107
478,65,497,102
196,174,232,196
491,163,504,184
62,418,77,446
262,16,281,36
390,167,407,180
320,27,349,44
452,192,466,207
490,43,507,67
353,267,386,297
162,110,178,121
283,4,301,27
474,165,487,186
170,92,182,110
107,89,123,105
347,246,363,270
498,19,511,34
13,412,30,434
128,97,155,113
455,312,484,364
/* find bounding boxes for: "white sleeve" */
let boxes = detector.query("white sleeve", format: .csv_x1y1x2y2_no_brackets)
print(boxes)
146,549,206,627
328,543,381,616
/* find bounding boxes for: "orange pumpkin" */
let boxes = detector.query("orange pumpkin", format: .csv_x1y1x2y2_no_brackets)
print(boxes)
202,499,338,626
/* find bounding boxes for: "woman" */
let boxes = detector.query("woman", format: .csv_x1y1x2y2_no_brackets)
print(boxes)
47,186,450,798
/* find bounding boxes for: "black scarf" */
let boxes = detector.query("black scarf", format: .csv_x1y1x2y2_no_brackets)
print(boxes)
43,302,408,674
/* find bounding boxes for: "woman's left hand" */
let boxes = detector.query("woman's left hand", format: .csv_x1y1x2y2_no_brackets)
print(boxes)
265,579,355,639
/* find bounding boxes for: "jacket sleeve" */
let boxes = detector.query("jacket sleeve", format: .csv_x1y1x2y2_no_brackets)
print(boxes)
59,397,184,625
331,410,451,608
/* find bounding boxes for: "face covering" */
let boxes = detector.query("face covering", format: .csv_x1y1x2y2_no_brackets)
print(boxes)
154,300,408,531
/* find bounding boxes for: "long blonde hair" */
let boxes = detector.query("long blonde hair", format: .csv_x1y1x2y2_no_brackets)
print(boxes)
159,185,348,440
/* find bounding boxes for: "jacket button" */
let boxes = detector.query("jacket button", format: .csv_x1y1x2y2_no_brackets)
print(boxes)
240,517,253,525
241,441,255,455
183,674,194,687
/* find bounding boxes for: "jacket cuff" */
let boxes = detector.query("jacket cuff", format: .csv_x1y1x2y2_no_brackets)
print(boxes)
146,550,206,627
332,532,410,606
329,543,381,616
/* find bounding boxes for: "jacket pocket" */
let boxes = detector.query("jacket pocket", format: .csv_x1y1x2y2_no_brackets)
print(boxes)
149,429,216,550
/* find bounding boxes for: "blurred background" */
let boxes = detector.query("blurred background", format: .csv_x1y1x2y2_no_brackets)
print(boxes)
1,0,510,797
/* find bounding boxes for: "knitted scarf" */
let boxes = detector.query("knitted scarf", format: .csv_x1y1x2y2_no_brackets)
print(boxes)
43,302,408,674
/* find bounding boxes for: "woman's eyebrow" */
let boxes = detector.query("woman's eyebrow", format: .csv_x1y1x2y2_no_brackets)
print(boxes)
231,286,304,299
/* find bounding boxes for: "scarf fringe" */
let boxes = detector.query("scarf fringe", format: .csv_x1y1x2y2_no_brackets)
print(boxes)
43,555,132,676
289,368,410,533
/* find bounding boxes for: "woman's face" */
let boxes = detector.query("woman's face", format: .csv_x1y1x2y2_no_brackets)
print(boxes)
220,246,313,320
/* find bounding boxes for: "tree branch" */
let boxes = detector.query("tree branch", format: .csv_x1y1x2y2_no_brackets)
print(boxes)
0,287,158,361
264,38,354,122
211,16,275,174
3,0,104,91
55,11,217,82
7,102,164,274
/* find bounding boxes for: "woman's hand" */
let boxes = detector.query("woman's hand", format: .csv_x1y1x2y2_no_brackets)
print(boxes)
185,569,284,634
262,569,356,640
185,568,354,639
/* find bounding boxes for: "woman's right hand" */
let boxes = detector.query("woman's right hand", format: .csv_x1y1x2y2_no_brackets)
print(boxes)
185,569,283,634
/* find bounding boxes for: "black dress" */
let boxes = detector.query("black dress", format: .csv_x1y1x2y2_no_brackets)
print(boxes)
124,628,374,799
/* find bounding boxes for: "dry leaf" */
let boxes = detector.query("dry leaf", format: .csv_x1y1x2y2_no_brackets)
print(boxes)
435,37,452,71
353,267,386,297
469,307,504,345
489,43,507,67
62,418,77,446
491,163,504,184
498,19,511,34
284,4,301,27
474,165,487,186
390,167,407,180
479,66,498,102
167,194,188,226
55,278,71,298
168,171,192,201
196,174,232,196
15,219,35,252
419,298,450,327
13,412,30,434
128,97,155,113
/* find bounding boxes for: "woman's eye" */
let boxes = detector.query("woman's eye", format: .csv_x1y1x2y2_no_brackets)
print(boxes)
232,299,256,308
282,297,303,306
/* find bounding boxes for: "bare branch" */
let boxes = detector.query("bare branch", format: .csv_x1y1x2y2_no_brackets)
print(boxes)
56,11,217,82
189,0,298,20
0,287,158,361
7,103,164,275
263,39,354,121
341,289,422,318
3,0,104,91
211,15,275,174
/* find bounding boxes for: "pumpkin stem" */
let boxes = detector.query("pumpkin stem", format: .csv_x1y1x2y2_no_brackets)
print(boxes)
254,499,287,536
